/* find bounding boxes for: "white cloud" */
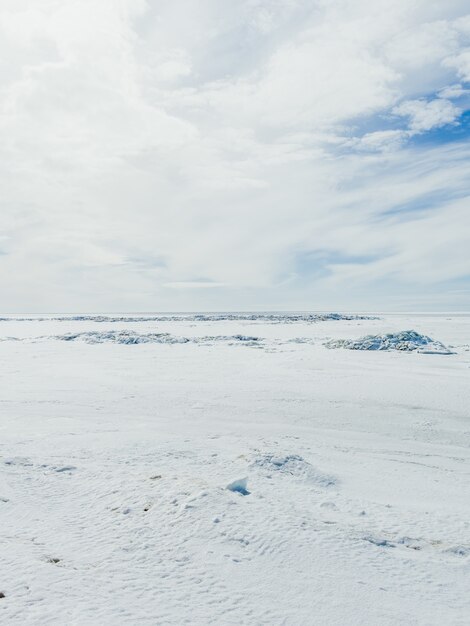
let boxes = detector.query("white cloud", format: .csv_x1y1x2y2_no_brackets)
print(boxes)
1,0,470,311
352,129,409,152
393,98,461,132
163,281,226,289
444,49,470,82
438,83,468,98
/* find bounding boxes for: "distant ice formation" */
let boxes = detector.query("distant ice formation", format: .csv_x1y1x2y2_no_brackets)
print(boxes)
0,312,377,324
52,331,262,345
325,330,453,354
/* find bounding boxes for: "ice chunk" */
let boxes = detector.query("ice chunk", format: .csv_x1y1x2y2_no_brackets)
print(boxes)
226,477,250,495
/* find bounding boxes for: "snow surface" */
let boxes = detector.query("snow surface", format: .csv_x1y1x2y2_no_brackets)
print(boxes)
1,312,469,625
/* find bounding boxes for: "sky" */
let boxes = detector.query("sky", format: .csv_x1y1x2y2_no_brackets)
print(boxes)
1,0,470,312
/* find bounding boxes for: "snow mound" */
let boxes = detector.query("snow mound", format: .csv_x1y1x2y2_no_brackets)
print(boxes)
250,453,335,487
325,330,453,354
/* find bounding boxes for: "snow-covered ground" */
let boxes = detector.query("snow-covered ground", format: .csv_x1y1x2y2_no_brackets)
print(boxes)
1,313,469,625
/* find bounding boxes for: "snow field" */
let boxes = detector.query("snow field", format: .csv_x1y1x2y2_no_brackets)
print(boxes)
1,313,469,625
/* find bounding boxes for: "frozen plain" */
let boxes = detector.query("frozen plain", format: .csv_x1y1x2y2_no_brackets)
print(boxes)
0,313,469,625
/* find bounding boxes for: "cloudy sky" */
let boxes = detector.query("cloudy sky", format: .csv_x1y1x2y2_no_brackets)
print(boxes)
1,0,470,312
